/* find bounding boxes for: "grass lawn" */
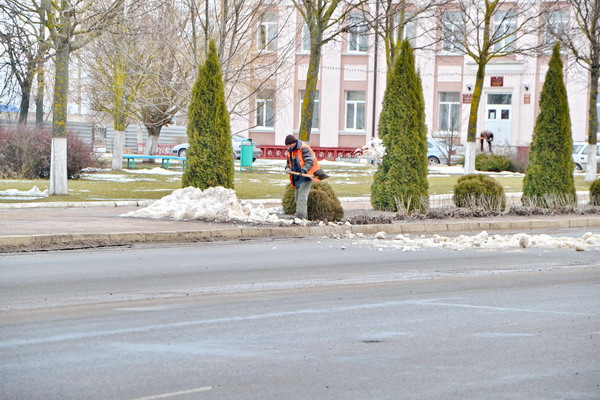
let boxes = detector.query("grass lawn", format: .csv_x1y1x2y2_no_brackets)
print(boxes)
0,159,594,203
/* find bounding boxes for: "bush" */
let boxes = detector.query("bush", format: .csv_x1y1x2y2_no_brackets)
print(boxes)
591,179,600,206
371,40,428,212
453,174,506,211
0,125,98,179
282,182,344,221
475,153,517,172
522,43,576,207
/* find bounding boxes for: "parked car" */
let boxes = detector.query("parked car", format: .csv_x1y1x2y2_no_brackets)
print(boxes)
427,138,464,165
572,142,599,172
172,134,263,161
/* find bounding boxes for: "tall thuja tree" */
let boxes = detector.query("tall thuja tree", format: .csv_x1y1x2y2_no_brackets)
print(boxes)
522,43,576,207
182,40,234,190
371,40,428,212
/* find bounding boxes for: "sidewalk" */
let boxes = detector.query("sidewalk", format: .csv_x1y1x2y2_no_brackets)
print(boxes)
1,197,600,252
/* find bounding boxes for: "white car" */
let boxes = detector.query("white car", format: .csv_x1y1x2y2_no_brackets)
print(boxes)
172,134,263,161
572,142,599,172
427,138,464,165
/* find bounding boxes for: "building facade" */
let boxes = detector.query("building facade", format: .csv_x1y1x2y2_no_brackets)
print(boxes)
233,2,599,154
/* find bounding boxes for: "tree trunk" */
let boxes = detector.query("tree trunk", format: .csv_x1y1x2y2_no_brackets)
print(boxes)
112,130,126,170
585,60,599,182
35,67,45,128
464,62,486,174
298,35,323,142
143,124,162,156
49,41,70,195
18,80,32,124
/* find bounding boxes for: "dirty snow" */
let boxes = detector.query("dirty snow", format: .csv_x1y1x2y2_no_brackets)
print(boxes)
123,168,181,175
351,230,600,252
80,173,156,182
124,186,295,225
0,186,48,200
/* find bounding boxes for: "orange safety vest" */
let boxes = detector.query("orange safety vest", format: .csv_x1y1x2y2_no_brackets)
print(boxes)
287,143,320,188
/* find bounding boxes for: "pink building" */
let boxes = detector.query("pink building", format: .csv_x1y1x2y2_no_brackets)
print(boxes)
231,3,598,155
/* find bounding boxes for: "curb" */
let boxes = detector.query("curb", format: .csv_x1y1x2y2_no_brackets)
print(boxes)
2,216,599,253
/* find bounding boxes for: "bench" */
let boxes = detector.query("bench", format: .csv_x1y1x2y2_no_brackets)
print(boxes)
123,155,186,170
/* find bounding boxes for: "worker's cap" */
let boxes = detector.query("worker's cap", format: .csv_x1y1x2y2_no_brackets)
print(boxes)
284,135,297,145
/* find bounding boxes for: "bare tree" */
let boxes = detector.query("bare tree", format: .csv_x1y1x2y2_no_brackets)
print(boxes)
180,0,297,132
364,0,449,70
292,0,371,142
13,0,125,194
547,0,599,181
433,0,548,174
0,2,49,124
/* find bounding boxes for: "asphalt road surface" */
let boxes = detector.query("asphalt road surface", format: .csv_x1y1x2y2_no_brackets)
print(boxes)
1,231,599,399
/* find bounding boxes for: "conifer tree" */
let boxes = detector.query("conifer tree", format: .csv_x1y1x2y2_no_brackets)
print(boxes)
371,40,428,212
182,40,234,190
522,43,575,207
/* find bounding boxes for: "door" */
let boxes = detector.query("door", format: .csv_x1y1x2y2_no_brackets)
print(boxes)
485,93,512,146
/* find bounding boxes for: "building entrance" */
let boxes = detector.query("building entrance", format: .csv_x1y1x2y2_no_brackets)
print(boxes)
485,93,512,146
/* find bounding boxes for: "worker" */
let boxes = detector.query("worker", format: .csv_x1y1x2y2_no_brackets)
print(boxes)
284,134,320,219
480,130,494,153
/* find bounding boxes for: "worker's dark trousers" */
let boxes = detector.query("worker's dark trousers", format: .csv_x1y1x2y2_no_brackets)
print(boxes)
295,180,313,219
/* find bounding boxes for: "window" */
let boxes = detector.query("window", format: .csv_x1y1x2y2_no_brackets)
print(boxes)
441,11,465,54
345,90,366,131
543,10,569,54
492,10,517,53
300,90,319,129
348,12,368,52
256,90,275,128
438,92,460,132
301,23,310,52
396,12,416,47
257,13,277,51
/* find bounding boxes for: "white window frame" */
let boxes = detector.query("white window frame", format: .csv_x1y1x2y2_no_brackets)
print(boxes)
348,12,368,53
301,23,310,53
395,12,416,47
493,9,517,53
438,92,461,133
441,11,464,54
345,90,366,131
299,90,319,129
257,13,277,52
543,9,569,54
256,90,275,128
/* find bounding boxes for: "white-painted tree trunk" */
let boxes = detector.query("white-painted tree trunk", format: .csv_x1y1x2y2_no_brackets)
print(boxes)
112,130,125,170
464,141,476,175
585,144,597,182
49,137,68,195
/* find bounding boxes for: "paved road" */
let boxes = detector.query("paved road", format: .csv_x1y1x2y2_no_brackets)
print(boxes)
1,235,600,399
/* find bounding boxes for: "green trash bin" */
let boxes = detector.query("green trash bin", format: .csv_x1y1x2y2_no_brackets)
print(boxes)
240,138,254,171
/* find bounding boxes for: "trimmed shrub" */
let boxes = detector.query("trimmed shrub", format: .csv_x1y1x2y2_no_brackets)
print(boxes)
522,43,576,207
182,40,234,190
371,40,428,213
0,125,98,179
590,179,600,206
475,153,517,172
453,174,506,211
282,182,344,221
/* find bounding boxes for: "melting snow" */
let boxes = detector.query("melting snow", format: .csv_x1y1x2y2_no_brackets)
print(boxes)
124,186,293,225
0,186,48,200
357,231,600,252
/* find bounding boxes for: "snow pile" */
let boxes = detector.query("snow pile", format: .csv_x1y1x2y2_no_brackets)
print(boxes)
0,186,48,200
124,186,292,224
355,137,386,164
80,173,156,182
123,168,181,175
363,231,600,252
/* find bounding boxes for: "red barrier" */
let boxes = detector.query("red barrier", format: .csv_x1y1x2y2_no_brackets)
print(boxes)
136,143,174,155
259,145,359,161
